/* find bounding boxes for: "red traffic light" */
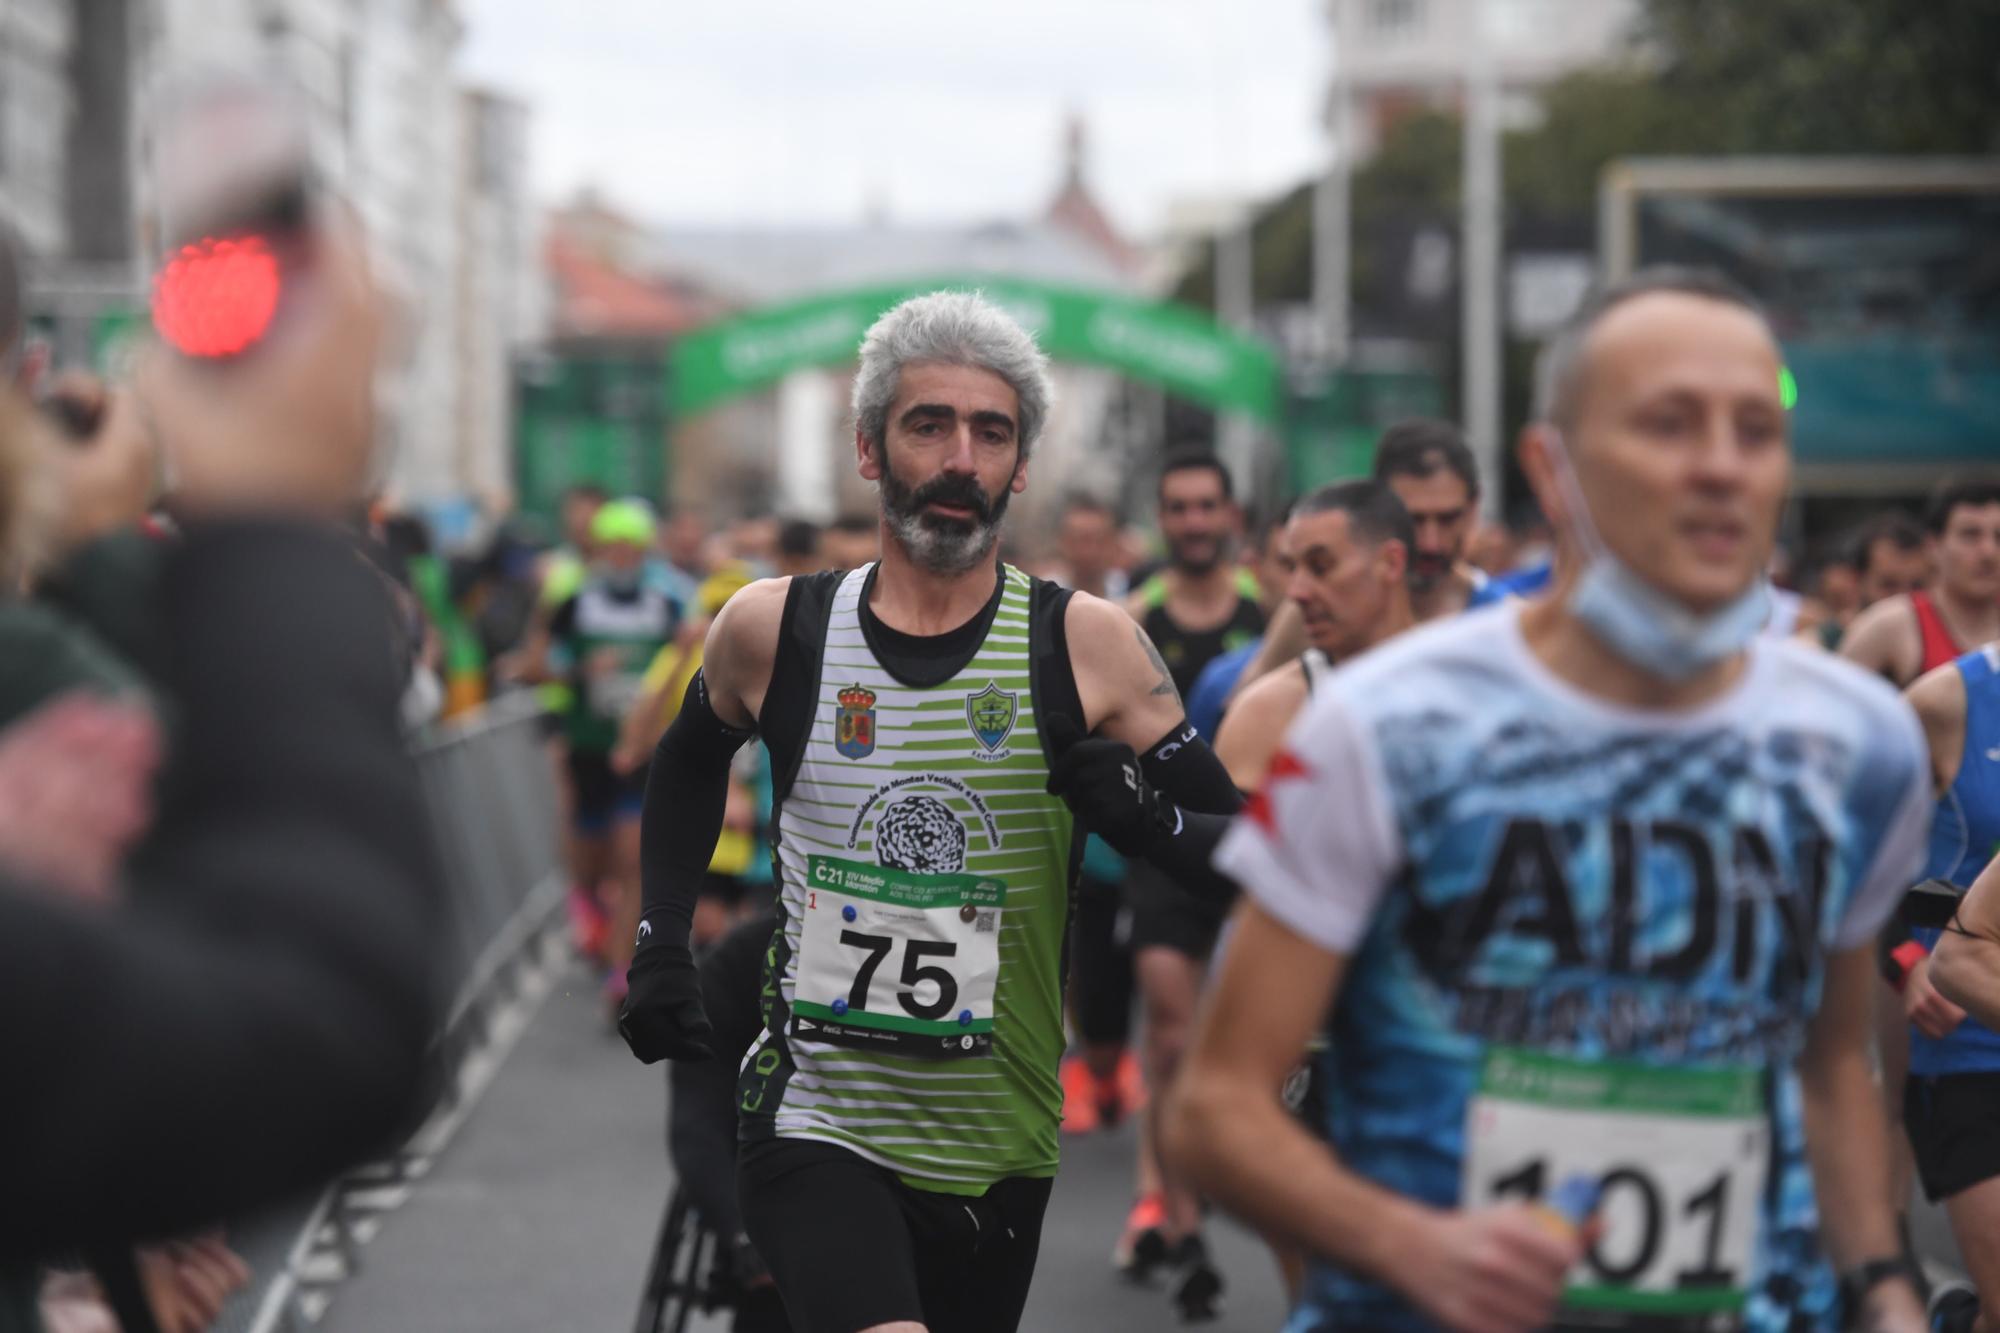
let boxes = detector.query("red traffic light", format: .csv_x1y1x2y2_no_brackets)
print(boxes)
152,234,282,358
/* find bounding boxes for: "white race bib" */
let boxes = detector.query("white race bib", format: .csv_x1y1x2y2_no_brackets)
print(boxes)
587,671,645,720
791,854,1006,1059
1461,1048,1767,1332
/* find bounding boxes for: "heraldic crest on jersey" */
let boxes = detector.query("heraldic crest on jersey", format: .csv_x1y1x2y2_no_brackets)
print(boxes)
835,684,877,759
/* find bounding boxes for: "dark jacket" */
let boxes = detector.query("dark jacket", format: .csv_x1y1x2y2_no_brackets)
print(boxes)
0,520,444,1272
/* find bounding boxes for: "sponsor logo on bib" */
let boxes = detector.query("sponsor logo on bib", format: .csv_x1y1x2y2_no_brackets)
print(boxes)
835,684,878,759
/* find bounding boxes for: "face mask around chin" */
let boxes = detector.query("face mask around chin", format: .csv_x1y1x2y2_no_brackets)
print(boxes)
1545,431,1769,681
1568,555,1771,681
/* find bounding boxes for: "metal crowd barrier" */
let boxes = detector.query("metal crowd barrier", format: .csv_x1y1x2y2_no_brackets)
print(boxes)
219,691,567,1333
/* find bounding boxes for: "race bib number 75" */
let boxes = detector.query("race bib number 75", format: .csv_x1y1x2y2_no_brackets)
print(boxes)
791,855,1006,1059
1462,1049,1768,1332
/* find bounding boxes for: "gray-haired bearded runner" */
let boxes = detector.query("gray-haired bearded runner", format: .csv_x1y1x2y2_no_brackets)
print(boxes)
618,290,1245,1333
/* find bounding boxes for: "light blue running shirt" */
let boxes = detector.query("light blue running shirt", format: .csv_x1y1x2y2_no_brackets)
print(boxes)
1217,602,1930,1333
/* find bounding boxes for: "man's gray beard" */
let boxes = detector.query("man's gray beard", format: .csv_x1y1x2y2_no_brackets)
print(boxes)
883,503,1003,576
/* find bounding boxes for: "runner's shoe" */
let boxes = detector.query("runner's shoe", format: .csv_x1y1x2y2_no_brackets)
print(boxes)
1116,1047,1147,1111
601,967,629,1026
567,881,608,962
1928,1280,1978,1333
1113,1194,1170,1281
1169,1232,1224,1323
1093,1050,1143,1129
1060,1055,1101,1135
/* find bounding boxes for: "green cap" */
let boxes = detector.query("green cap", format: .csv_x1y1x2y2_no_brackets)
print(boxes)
590,499,657,549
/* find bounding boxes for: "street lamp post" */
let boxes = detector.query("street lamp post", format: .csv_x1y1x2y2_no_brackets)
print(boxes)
1462,0,1504,520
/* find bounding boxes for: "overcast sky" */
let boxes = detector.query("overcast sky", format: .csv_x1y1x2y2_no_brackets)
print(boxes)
457,0,1329,238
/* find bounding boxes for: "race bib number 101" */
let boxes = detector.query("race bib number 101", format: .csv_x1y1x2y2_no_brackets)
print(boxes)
791,855,1006,1059
1461,1048,1768,1332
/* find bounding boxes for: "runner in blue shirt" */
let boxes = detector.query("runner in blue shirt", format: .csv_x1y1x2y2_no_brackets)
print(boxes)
1896,641,2000,1333
1167,269,1932,1333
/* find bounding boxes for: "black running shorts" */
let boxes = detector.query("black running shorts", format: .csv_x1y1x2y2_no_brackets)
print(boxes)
1905,1071,2000,1202
1124,863,1230,962
737,1137,1053,1333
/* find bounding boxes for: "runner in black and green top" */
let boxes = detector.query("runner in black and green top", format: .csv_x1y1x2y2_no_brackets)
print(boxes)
532,498,679,1014
617,291,1250,1333
1119,451,1266,1303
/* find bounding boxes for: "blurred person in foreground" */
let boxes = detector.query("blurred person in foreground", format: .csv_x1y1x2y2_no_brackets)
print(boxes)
0,211,442,1325
1170,270,1932,1333
0,221,258,1333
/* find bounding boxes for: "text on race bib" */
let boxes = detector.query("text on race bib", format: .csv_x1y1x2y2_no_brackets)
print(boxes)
1462,1048,1767,1331
791,854,1008,1060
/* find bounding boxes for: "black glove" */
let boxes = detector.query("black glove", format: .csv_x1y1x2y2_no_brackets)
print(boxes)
1044,713,1180,858
618,935,715,1063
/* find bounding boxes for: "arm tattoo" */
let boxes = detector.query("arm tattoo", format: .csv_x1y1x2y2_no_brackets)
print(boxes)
1136,627,1180,702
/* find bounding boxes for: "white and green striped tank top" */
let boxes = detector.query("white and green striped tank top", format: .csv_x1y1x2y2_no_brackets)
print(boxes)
741,564,1077,1194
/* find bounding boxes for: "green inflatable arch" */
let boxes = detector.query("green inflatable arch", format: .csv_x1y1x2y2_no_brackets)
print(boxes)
667,277,1282,425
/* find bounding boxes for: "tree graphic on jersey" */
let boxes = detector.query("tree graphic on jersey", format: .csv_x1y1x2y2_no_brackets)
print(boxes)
875,796,967,874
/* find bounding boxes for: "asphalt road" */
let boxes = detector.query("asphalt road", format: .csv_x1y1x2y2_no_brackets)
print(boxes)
310,959,1961,1332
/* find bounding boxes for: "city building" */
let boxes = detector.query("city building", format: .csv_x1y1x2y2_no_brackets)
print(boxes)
4,0,542,531
1329,0,1640,159
0,0,78,258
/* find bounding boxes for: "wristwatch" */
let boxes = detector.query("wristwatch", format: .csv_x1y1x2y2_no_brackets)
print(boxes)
1839,1254,1922,1311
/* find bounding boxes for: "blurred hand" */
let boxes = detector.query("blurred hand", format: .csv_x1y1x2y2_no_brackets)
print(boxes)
608,741,644,776
137,1232,252,1333
584,647,623,680
0,693,160,902
136,207,385,519
37,1270,118,1333
1381,1204,1585,1333
1905,957,1967,1039
44,373,159,553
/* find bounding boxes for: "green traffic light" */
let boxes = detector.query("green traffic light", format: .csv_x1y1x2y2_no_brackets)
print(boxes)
1780,367,1798,411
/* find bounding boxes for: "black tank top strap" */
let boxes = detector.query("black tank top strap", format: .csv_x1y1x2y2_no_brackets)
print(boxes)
764,570,846,806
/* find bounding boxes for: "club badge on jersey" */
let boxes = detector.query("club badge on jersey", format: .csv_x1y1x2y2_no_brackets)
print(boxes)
965,682,1018,760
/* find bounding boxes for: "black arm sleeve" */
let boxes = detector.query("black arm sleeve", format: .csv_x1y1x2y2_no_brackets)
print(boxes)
637,670,754,948
1140,721,1246,816
0,520,445,1257
1136,722,1246,903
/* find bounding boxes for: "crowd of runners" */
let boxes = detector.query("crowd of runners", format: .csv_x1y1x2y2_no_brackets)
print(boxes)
579,279,2000,1333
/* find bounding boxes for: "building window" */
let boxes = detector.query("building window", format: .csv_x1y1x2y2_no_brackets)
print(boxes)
1368,0,1424,35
